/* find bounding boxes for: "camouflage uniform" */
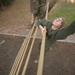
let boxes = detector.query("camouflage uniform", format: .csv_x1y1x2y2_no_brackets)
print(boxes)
30,0,46,19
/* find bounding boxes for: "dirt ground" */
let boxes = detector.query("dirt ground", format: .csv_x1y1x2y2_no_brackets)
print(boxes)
0,0,75,75
0,34,75,75
0,0,31,35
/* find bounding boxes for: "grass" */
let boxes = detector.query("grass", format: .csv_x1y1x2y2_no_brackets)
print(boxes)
48,1,75,26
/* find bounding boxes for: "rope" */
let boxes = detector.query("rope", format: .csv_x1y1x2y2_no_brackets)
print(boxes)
9,24,35,75
22,26,38,75
16,26,38,75
37,2,49,75
15,26,35,75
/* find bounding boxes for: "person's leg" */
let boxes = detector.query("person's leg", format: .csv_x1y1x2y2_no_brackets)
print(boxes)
32,0,40,15
38,0,57,19
30,0,40,24
55,21,75,40
39,0,47,19
48,0,57,12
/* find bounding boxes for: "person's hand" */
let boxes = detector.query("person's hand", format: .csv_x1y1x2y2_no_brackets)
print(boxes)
41,27,46,35
39,25,46,35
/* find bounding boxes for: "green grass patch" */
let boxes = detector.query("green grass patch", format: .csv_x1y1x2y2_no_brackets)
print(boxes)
48,1,75,26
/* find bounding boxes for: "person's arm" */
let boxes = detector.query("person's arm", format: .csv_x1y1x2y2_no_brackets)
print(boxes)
36,19,51,27
36,19,52,35
54,20,75,40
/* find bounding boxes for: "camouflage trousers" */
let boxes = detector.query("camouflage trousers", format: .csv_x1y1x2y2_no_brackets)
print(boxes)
30,0,47,19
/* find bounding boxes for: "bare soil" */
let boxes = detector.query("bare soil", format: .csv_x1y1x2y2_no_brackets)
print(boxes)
0,34,75,75
0,0,32,35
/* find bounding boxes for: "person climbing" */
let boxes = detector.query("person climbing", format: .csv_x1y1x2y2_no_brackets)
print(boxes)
30,0,47,24
34,17,75,63
30,0,57,24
